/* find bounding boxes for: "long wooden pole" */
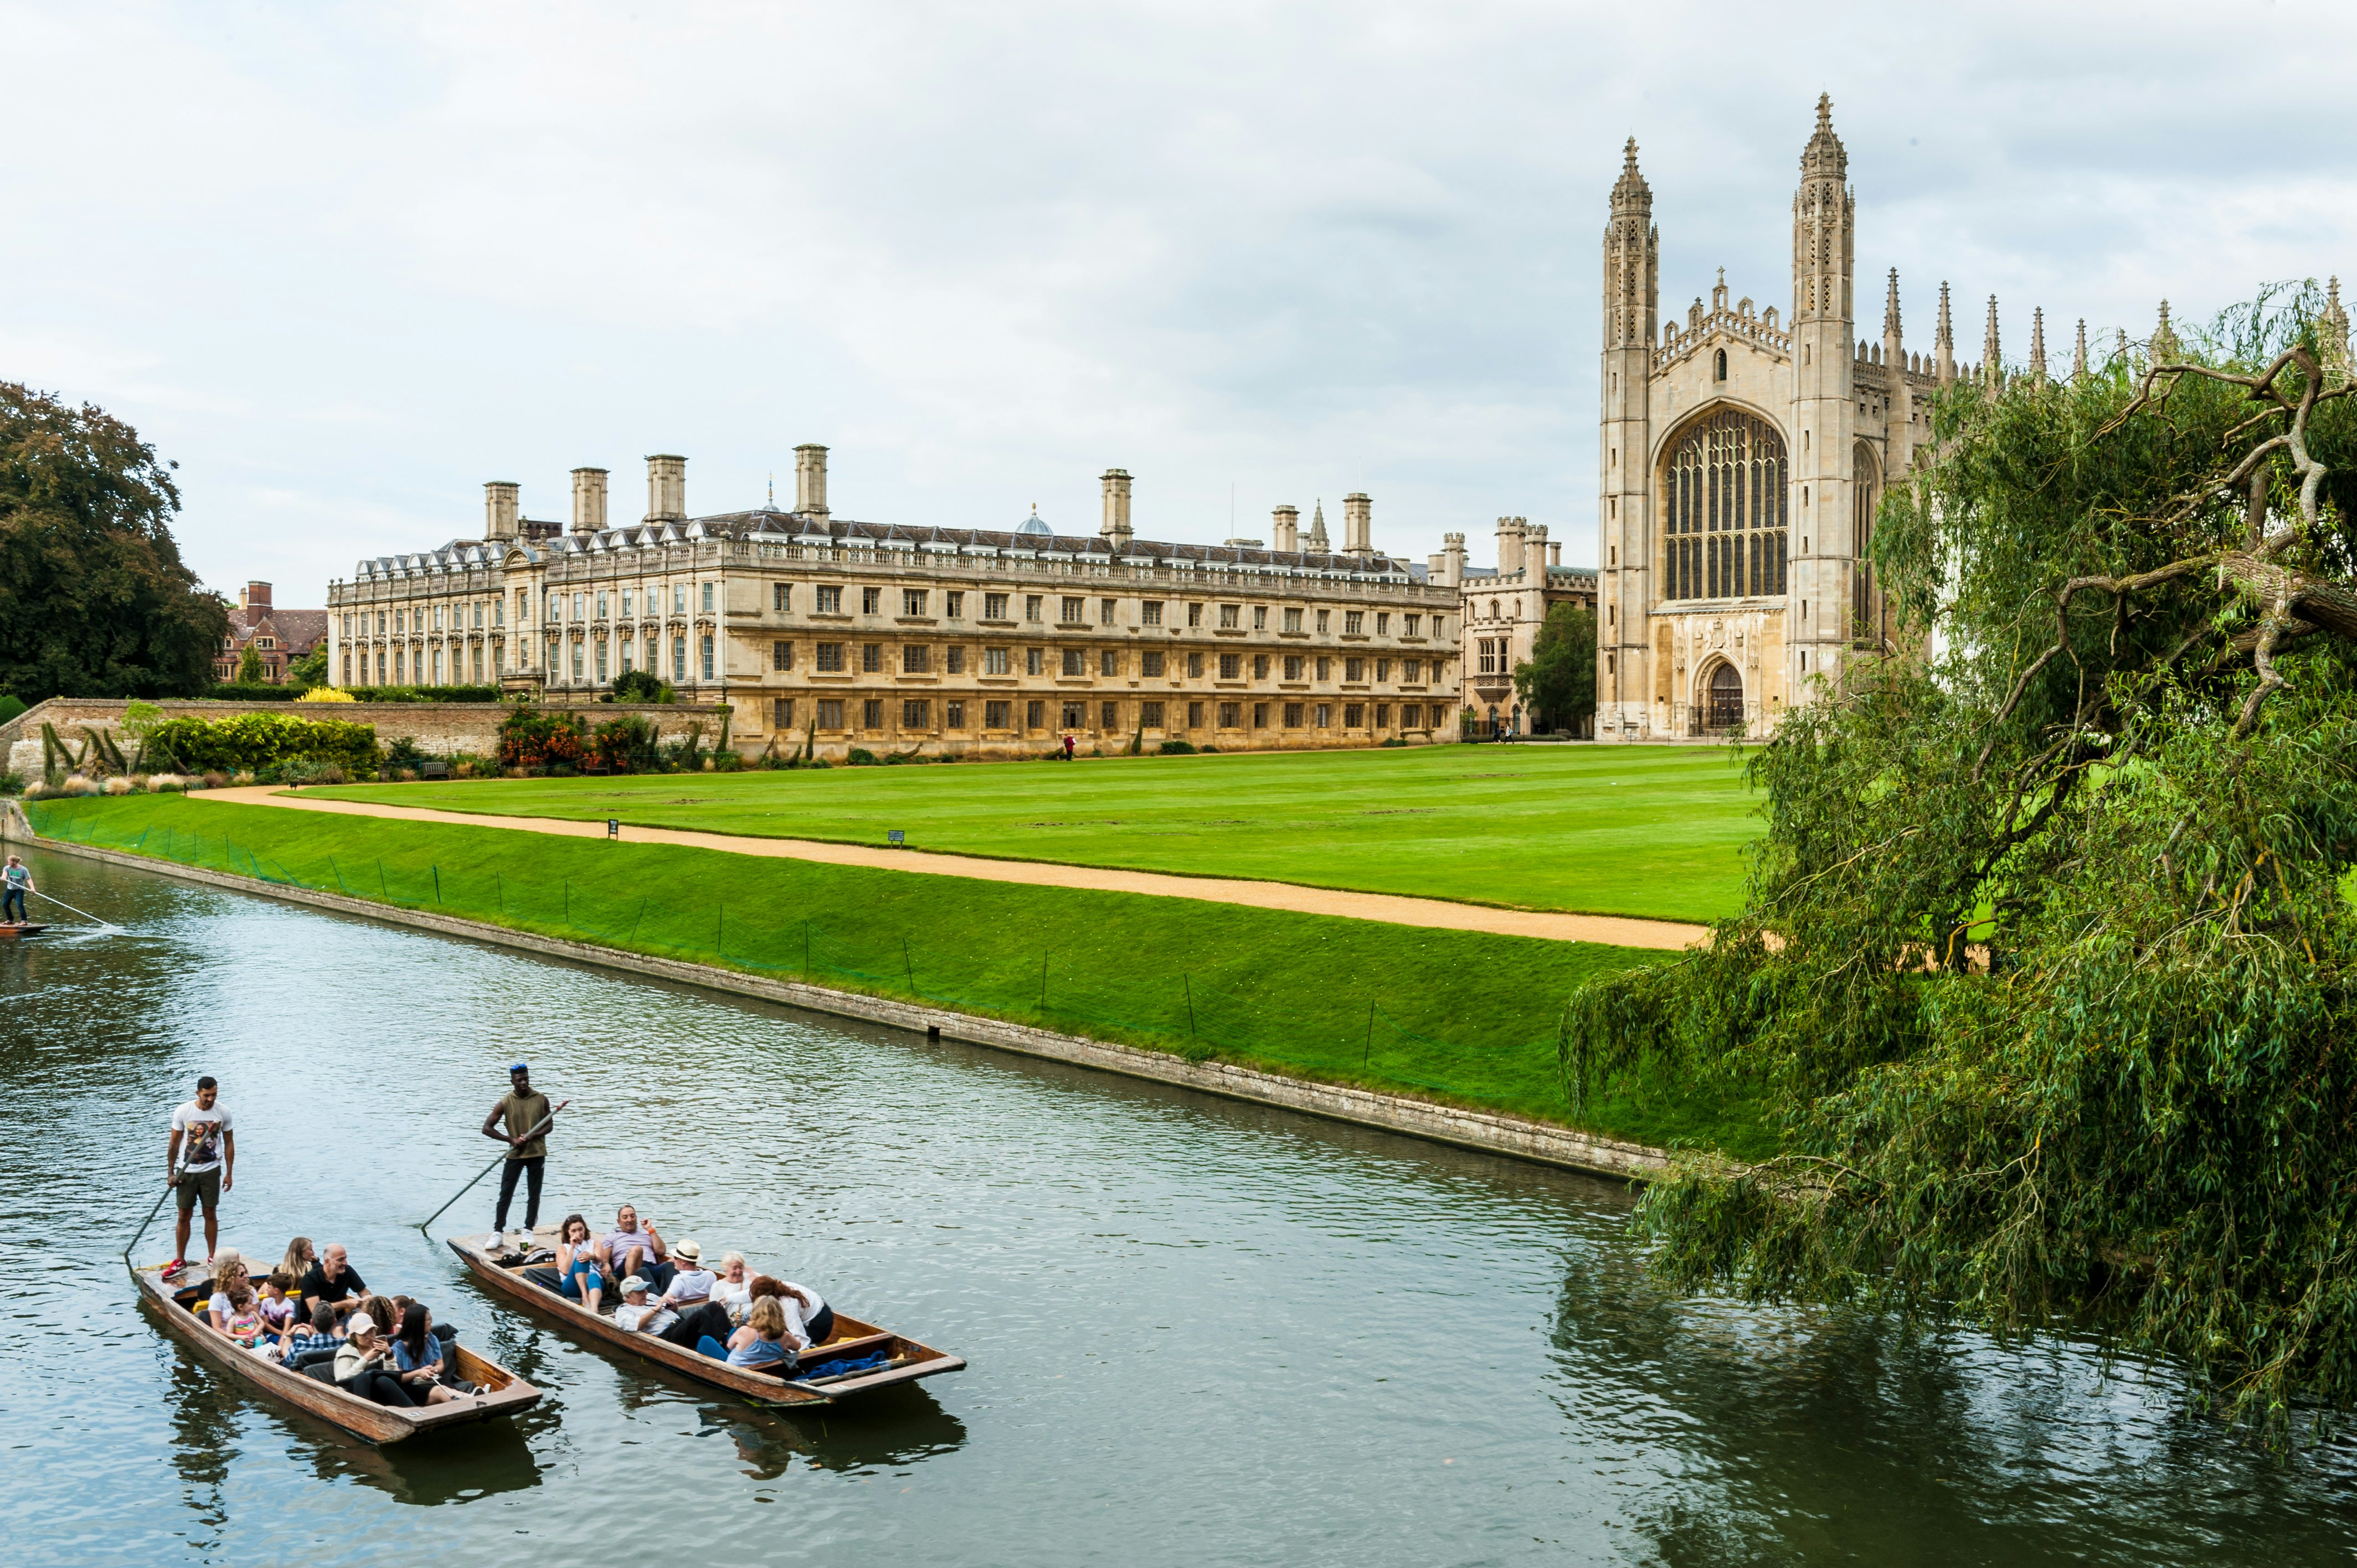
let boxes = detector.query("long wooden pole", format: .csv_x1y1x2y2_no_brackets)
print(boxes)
416,1099,571,1234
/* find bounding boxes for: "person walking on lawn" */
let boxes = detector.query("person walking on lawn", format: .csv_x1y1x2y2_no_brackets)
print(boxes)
167,1075,234,1276
1062,732,1076,761
483,1063,566,1245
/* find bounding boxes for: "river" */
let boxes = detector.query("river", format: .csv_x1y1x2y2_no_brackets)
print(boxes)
3,845,2352,1565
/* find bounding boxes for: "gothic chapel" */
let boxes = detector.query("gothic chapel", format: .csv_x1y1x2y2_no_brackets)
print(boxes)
1599,97,1946,740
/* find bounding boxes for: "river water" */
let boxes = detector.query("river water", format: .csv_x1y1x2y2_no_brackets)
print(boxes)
3,845,2353,1565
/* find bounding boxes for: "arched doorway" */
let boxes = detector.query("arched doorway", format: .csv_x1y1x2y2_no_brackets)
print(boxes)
1706,662,1744,731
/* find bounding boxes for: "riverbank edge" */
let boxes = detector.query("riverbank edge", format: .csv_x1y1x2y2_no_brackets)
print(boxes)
4,808,1670,1183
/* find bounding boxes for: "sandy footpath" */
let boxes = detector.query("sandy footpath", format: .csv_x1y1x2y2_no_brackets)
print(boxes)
196,786,1711,951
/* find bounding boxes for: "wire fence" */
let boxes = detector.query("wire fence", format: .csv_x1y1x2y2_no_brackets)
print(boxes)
32,806,1556,1106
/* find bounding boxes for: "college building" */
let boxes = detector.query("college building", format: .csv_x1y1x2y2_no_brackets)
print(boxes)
1429,519,1598,736
214,581,327,685
325,452,1461,758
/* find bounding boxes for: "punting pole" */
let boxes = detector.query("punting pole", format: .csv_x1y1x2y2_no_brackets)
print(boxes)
416,1100,571,1234
30,888,119,931
124,1179,177,1262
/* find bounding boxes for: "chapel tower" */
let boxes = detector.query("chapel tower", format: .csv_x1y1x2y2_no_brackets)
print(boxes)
1597,138,1658,734
1789,94,1856,694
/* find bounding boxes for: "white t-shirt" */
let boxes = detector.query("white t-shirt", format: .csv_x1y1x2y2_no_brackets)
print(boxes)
171,1102,232,1174
663,1267,716,1305
775,1283,825,1346
709,1277,753,1321
614,1301,677,1335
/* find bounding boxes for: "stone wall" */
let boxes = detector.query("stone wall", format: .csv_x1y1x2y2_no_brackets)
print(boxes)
0,697,727,778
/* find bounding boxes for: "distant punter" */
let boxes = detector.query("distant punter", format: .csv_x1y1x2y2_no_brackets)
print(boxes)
483,1063,567,1246
167,1075,234,1274
2,854,32,924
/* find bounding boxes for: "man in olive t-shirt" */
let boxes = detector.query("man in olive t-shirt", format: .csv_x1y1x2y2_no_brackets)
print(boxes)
482,1063,559,1239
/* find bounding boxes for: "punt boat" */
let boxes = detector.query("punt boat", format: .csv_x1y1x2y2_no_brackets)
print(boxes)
446,1228,965,1407
132,1257,543,1445
0,924,50,938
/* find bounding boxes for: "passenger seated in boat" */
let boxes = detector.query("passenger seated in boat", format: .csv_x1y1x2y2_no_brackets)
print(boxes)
333,1313,416,1407
555,1215,606,1313
279,1237,317,1290
360,1295,399,1344
611,1275,733,1353
300,1244,369,1319
749,1276,833,1348
258,1271,299,1337
218,1284,266,1348
699,1295,797,1369
658,1239,715,1309
710,1253,753,1322
203,1251,250,1330
278,1301,344,1370
391,1302,462,1406
600,1205,670,1292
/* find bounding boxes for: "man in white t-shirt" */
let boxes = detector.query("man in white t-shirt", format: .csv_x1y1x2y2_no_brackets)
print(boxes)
167,1076,234,1273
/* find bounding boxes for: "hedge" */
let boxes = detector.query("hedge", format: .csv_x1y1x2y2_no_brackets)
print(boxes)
340,685,504,704
145,713,380,775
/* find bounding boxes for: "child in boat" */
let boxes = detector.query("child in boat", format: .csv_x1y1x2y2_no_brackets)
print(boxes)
258,1271,299,1337
275,1301,343,1368
219,1284,266,1348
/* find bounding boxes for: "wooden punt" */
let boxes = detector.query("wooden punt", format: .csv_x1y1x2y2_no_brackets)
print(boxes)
132,1257,543,1445
0,924,51,938
445,1229,965,1407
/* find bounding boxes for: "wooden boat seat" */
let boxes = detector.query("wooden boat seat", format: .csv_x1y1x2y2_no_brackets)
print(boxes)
801,1332,893,1362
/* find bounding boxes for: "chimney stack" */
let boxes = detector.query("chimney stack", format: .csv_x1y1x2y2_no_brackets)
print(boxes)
1550,541,1562,567
242,581,272,612
1442,532,1466,588
485,481,521,541
1524,523,1549,578
1342,493,1373,558
1271,505,1299,553
571,467,609,534
794,444,830,516
1100,468,1134,542
645,455,687,523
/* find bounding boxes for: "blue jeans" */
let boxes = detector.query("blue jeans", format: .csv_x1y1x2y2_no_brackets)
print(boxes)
2,888,25,921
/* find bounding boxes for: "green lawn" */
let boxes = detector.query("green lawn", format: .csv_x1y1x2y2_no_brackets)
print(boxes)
28,794,1772,1159
311,744,1759,923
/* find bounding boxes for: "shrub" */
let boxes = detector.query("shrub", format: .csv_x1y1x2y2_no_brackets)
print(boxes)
1157,740,1195,755
0,695,25,726
205,684,303,702
339,684,502,704
591,713,660,772
1380,736,1408,747
498,705,587,770
0,770,24,795
103,776,132,795
280,759,347,786
610,669,675,704
846,747,880,766
143,712,380,776
300,687,356,703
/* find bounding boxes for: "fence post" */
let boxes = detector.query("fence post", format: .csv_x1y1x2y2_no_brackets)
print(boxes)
1040,950,1049,1010
804,921,811,981
628,899,645,943
564,880,570,925
717,902,724,958
376,860,387,899
1365,999,1376,1067
495,871,504,917
1183,974,1197,1040
433,865,442,905
903,936,915,993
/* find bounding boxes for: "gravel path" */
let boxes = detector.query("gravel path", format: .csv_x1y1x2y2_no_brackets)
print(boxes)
199,786,1710,951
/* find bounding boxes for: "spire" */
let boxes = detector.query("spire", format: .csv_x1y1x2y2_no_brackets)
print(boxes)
1604,137,1658,352
2152,300,2180,364
2074,319,2088,379
1935,281,1955,386
2322,276,2353,386
1792,95,1854,323
2029,308,2047,385
1983,296,2002,388
1610,137,1650,213
1883,268,1902,339
2117,328,2130,365
1308,499,1329,551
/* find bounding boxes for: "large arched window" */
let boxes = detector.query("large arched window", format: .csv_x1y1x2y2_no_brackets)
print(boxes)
1663,409,1788,601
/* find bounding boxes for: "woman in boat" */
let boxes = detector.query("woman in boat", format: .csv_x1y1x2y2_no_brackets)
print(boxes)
204,1254,251,1331
332,1313,415,1407
391,1302,462,1405
553,1214,606,1314
700,1294,796,1370
749,1275,833,1347
280,1237,316,1288
710,1252,754,1323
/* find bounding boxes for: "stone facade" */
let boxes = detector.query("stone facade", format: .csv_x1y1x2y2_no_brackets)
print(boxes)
327,453,1462,759
1432,519,1599,735
1598,97,1942,742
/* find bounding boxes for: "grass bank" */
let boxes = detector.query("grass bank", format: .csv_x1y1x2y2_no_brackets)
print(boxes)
27,794,1771,1159
311,743,1759,924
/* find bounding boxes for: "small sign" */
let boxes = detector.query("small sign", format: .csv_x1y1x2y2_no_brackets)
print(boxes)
887,829,906,847
607,819,620,839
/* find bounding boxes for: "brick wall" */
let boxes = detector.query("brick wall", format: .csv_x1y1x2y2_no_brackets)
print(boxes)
1,697,728,778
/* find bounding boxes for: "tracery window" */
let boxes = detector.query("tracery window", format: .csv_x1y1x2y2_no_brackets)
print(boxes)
1663,408,1788,601
1852,445,1880,641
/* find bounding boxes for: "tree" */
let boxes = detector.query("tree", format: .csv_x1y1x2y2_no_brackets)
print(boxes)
235,642,264,684
0,382,226,699
1562,287,2357,1438
285,646,327,689
1512,603,1597,733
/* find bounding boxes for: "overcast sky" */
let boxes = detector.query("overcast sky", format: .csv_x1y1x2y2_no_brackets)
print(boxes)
8,1,2356,602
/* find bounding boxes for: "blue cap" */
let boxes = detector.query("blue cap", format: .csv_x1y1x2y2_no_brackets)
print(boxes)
510,1062,529,1074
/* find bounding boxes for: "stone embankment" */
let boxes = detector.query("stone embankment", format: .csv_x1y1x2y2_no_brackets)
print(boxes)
0,697,724,778
4,805,1671,1184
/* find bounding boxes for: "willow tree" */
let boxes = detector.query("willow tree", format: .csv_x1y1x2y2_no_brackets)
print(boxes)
1566,287,2357,1435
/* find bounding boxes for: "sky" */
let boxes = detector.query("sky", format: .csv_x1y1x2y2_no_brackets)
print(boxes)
8,0,2357,604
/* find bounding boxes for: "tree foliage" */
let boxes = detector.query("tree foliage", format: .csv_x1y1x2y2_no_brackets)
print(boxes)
1513,603,1598,732
1564,287,2357,1437
0,382,225,700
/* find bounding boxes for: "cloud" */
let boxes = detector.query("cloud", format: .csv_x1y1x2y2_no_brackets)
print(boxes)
4,0,2355,597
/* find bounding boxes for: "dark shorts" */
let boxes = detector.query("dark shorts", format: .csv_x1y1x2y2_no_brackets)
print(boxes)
174,1167,222,1213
